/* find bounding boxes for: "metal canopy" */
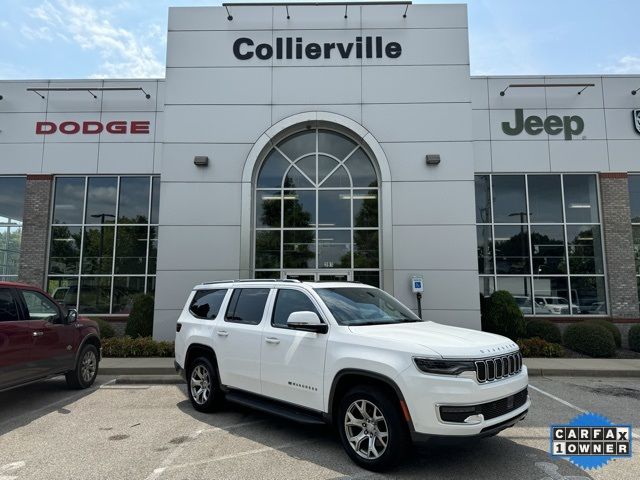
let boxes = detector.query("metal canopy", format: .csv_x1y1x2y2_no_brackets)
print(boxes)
26,87,152,100
499,83,596,96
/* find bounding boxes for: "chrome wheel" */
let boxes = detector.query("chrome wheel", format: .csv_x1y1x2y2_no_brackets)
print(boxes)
190,365,211,405
344,399,389,460
80,350,97,383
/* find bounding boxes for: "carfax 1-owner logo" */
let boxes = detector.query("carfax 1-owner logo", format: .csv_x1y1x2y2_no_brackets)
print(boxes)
550,412,633,470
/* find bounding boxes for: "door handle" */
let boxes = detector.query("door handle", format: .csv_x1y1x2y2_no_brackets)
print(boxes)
216,330,229,337
265,337,280,344
32,331,44,337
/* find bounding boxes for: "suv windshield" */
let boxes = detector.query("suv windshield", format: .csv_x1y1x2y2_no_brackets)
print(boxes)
314,287,421,326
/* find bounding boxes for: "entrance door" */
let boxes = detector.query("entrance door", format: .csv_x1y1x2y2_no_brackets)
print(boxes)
284,271,351,282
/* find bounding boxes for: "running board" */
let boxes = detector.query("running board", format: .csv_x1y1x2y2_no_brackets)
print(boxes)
225,390,326,425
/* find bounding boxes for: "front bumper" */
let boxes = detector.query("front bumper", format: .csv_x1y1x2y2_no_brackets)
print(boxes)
398,365,530,437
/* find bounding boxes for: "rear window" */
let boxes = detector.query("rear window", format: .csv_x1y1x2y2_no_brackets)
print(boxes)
225,288,270,325
189,289,227,319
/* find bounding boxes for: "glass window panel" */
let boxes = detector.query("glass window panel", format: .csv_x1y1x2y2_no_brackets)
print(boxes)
345,149,377,188
225,288,270,325
146,277,156,297
82,226,115,274
0,287,20,321
53,177,85,224
78,276,112,314
255,231,280,269
47,277,78,310
322,164,350,188
318,230,351,268
494,225,530,274
277,130,315,161
633,225,640,274
256,191,281,228
528,175,563,223
49,226,82,274
118,177,150,223
150,177,160,224
283,165,313,189
257,150,290,188
7,226,21,252
476,225,494,274
474,175,492,223
272,289,320,328
479,276,495,299
115,226,148,274
318,155,339,185
189,289,228,320
354,271,380,288
492,175,527,223
148,227,158,275
112,277,146,314
564,175,599,223
354,230,379,268
295,155,316,184
531,225,566,274
533,277,571,315
318,190,350,228
567,225,604,274
283,190,315,228
630,175,640,223
497,276,532,315
571,277,607,315
0,177,26,225
255,270,281,279
283,230,316,269
318,130,356,160
85,177,117,224
22,290,60,321
353,191,378,228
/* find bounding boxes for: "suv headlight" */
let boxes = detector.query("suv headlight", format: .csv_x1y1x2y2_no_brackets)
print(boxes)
413,357,476,375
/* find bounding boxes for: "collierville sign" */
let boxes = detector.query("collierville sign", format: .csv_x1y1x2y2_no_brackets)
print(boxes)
502,109,584,140
233,36,402,60
35,120,150,135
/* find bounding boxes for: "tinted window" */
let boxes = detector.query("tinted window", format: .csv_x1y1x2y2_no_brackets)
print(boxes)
492,175,527,223
272,289,320,328
0,288,20,321
21,290,59,321
225,288,270,325
190,289,227,320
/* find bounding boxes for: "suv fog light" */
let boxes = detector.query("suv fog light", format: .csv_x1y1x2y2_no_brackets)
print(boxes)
464,414,484,424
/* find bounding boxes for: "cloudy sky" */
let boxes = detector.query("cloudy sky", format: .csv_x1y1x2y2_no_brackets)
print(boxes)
0,0,638,79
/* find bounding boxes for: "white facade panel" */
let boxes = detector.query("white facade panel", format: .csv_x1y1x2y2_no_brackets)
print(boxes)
159,182,241,226
473,141,492,172
487,77,546,110
602,77,640,109
42,142,99,174
0,113,45,143
0,82,48,113
472,109,490,140
383,142,474,182
272,5,362,30
273,66,361,105
169,6,273,31
549,140,610,172
392,270,480,311
100,80,160,112
392,181,475,225
153,270,240,310
0,143,43,174
490,140,550,172
361,4,467,29
604,108,640,140
271,104,362,125
608,140,640,171
161,143,252,183
97,143,155,174
470,77,488,109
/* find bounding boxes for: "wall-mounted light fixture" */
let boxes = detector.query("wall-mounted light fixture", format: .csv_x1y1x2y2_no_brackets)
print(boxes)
194,156,210,167
0,95,3,100
425,154,441,166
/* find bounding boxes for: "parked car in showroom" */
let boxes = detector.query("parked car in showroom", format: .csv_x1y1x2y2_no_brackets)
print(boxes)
0,281,101,392
175,280,529,471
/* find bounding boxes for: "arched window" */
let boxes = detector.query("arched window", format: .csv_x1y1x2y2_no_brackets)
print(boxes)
254,128,380,286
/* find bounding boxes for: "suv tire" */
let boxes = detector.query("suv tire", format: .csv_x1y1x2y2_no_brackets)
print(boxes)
66,344,99,389
187,356,225,412
337,385,410,471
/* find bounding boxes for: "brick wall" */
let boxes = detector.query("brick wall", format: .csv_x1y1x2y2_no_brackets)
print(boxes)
18,175,53,288
599,173,640,318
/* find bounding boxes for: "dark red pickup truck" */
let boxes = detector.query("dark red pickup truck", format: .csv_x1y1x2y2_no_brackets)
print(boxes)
0,281,101,392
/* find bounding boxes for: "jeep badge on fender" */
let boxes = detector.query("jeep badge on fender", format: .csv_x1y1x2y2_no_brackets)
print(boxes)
502,109,584,140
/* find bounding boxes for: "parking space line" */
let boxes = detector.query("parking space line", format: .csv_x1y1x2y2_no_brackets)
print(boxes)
529,384,640,440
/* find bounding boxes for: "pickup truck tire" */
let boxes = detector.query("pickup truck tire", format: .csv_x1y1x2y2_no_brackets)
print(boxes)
337,385,410,471
65,344,99,389
187,356,225,412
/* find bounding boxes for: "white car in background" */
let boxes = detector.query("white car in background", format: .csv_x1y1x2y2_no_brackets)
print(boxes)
174,280,529,470
534,296,578,315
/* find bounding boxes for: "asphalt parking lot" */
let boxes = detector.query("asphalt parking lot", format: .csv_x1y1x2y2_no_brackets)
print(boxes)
0,376,638,480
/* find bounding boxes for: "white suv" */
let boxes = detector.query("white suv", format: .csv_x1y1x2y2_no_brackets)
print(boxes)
174,280,529,470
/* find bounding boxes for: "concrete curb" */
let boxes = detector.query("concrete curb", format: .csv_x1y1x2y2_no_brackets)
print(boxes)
99,367,177,376
526,369,640,377
114,375,185,385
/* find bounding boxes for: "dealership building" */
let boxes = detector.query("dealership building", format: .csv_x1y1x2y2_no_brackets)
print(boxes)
1,2,640,340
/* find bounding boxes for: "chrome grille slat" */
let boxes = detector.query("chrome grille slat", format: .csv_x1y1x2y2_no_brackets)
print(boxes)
475,352,522,383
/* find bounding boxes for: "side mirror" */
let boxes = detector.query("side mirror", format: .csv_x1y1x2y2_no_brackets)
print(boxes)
66,309,78,324
286,311,328,334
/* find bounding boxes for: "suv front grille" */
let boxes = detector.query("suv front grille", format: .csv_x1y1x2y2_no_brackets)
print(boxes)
475,352,522,383
439,388,528,423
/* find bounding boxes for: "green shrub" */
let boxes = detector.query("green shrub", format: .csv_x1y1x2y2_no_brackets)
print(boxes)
629,325,640,352
95,318,116,339
101,336,174,358
525,319,562,344
517,337,564,358
125,294,155,338
563,323,616,358
483,290,526,341
585,319,621,348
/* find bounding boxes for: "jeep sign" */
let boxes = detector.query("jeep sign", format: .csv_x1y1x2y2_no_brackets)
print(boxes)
502,109,584,140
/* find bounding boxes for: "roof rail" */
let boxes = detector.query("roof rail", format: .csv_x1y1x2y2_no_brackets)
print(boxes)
200,278,301,285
